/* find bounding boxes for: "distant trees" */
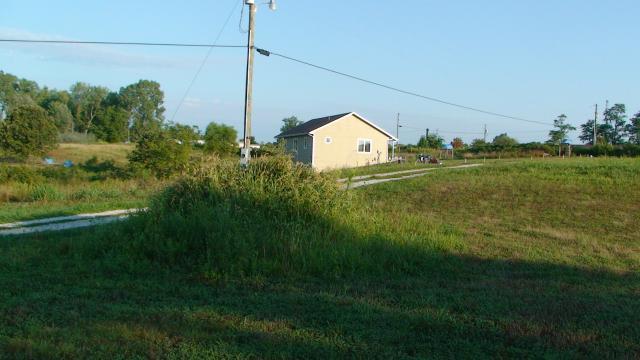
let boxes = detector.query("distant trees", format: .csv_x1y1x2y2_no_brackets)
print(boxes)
280,116,303,133
0,105,58,160
128,129,190,178
0,71,172,145
492,133,518,149
48,101,74,132
167,123,201,144
451,137,464,149
579,120,597,145
417,134,444,148
602,104,627,144
578,103,638,146
470,138,488,151
204,122,238,155
547,114,575,155
119,80,166,141
70,82,109,134
626,112,640,144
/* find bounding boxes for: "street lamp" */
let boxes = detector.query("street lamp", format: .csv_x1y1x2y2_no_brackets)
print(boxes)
241,0,277,166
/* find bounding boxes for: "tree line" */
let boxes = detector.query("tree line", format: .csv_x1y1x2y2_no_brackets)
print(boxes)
0,71,254,167
0,70,168,143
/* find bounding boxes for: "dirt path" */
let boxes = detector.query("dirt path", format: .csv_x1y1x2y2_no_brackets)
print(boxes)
341,163,482,189
0,209,142,236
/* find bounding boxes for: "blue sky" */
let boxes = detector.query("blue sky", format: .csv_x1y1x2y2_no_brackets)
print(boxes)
1,0,638,144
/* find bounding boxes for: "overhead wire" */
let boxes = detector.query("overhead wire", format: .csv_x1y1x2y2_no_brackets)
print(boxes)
0,39,245,48
170,0,242,122
0,38,556,130
256,48,554,127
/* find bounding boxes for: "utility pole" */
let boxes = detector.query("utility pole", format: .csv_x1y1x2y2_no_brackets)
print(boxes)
391,113,400,160
483,124,487,143
240,0,276,166
593,104,598,145
425,128,429,147
241,0,256,166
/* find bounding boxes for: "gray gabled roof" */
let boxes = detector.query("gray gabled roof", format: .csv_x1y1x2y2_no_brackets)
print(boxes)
275,113,351,138
275,112,397,140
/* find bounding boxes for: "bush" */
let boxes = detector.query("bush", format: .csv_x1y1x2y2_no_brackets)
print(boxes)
109,156,432,279
203,122,238,156
0,105,58,161
573,144,640,157
128,130,191,178
0,165,44,184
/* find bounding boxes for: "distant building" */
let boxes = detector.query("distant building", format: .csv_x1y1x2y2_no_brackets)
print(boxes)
237,141,261,149
275,112,397,171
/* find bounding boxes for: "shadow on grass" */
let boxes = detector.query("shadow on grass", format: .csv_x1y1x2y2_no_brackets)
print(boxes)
0,222,638,359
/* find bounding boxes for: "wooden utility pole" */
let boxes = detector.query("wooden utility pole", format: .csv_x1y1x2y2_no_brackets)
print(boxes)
593,104,598,145
393,113,400,160
483,124,487,143
241,0,257,166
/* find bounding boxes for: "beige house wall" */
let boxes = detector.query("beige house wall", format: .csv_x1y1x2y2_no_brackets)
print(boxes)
284,135,313,165
311,114,390,171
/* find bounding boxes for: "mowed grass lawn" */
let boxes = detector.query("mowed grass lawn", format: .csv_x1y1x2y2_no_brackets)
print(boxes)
0,158,638,358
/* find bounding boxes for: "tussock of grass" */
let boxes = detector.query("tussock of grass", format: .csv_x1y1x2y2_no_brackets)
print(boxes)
108,156,457,278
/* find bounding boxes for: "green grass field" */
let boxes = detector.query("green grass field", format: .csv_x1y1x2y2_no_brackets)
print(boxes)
0,158,638,358
0,143,163,223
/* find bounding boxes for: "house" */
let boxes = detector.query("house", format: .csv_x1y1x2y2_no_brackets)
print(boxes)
275,112,397,171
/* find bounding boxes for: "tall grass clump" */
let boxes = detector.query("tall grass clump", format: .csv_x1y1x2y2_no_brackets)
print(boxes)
113,156,441,278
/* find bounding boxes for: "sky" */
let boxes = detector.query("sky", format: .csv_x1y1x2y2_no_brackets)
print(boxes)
1,0,638,144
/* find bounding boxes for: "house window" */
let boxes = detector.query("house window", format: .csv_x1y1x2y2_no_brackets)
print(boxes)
357,139,372,153
293,139,298,149
324,137,332,144
303,137,308,149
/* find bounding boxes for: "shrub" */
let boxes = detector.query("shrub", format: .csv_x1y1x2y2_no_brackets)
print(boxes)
128,130,191,178
203,122,238,156
0,165,44,184
0,105,58,161
109,156,433,279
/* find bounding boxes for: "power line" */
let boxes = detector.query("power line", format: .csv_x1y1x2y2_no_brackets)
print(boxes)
0,39,245,48
256,48,553,126
170,0,242,122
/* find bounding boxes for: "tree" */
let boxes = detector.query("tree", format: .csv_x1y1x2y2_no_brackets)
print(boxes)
204,122,238,155
492,133,518,149
280,116,303,133
128,129,190,178
70,82,108,134
417,134,444,148
470,138,488,152
0,71,18,120
0,105,58,160
48,101,74,132
602,104,627,144
167,123,201,144
119,80,166,140
451,137,464,149
626,111,640,144
91,92,129,143
579,119,596,145
0,71,38,120
547,114,576,155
